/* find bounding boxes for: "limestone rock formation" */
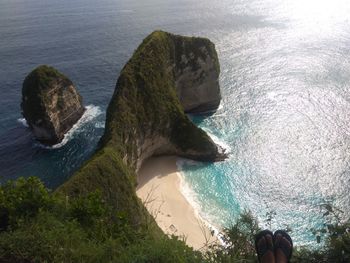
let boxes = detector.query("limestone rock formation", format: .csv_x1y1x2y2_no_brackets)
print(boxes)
21,65,85,145
173,34,221,113
59,31,226,227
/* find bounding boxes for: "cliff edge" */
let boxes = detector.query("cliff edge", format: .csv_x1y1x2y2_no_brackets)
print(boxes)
21,65,85,145
59,31,226,228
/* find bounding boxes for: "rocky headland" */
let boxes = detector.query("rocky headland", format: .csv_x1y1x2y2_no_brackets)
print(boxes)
21,65,85,145
58,31,226,228
101,31,225,171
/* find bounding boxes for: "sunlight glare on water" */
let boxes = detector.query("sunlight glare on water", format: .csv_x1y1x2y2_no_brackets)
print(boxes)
181,0,350,246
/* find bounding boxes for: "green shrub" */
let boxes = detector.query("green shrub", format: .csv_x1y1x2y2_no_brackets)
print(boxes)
0,177,53,230
119,235,203,263
204,211,259,263
0,177,207,263
68,191,106,226
1,177,350,262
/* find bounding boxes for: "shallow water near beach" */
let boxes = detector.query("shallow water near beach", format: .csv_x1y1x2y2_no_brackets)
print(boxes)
1,0,350,245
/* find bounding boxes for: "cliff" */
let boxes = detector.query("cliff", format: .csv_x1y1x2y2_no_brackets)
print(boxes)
101,31,224,171
172,33,221,113
58,31,225,228
21,65,85,145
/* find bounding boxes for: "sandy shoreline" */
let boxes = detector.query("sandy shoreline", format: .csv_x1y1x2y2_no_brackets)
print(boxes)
136,156,218,250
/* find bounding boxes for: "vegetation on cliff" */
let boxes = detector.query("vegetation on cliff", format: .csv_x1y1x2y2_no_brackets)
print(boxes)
1,177,349,262
0,177,203,262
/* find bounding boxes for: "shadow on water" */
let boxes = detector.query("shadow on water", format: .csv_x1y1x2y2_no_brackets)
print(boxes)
0,120,102,189
187,110,218,125
0,125,39,181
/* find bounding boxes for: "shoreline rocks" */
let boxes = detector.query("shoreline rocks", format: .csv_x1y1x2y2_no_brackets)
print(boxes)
21,65,85,145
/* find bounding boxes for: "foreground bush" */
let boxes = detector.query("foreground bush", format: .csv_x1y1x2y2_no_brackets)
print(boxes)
0,177,202,262
0,177,349,262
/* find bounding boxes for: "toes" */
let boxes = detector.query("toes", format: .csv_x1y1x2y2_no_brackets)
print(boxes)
282,236,292,248
275,233,282,246
258,236,266,249
275,234,291,248
265,234,274,249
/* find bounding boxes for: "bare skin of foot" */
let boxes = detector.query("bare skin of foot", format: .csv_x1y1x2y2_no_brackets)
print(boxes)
274,233,292,263
258,235,275,263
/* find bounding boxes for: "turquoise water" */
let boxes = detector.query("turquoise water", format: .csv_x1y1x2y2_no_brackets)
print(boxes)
1,0,350,245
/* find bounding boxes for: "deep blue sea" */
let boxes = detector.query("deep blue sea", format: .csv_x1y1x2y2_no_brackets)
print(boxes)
1,0,350,246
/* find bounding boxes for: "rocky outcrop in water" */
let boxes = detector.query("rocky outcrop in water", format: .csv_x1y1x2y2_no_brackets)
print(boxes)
21,65,85,145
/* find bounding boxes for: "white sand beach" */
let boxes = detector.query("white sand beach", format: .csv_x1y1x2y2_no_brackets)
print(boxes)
136,156,218,250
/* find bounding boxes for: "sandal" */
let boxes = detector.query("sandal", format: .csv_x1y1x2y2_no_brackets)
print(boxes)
274,230,293,262
255,230,274,262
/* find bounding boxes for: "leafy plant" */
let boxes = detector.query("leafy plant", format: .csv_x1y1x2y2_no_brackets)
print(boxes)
0,177,53,230
204,211,260,263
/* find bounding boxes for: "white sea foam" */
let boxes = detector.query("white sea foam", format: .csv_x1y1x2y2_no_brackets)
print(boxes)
216,103,224,112
176,158,227,247
17,118,29,127
95,121,105,129
34,104,103,149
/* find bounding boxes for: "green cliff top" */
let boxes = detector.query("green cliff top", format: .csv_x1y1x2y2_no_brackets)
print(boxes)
22,65,71,94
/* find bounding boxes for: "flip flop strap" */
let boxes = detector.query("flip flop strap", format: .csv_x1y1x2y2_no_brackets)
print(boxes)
275,244,291,261
274,230,293,262
258,246,274,261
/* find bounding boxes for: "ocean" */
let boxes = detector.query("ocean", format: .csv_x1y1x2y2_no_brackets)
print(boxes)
1,0,350,246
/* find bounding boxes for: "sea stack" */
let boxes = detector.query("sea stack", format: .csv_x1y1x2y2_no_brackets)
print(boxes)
21,65,85,145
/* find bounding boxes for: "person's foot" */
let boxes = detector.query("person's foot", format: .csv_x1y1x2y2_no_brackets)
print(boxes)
274,230,293,263
255,230,275,263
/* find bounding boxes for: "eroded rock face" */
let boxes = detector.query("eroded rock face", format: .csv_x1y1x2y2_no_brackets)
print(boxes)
172,35,221,113
21,65,85,145
101,31,226,171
